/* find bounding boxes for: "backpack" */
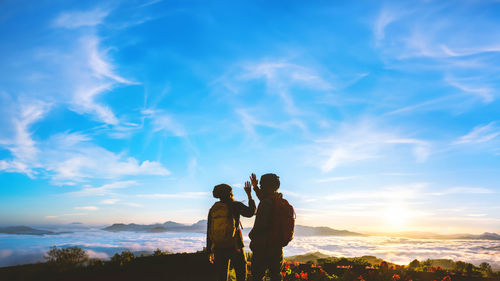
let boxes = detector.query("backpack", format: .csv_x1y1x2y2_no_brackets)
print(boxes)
270,194,295,247
208,202,236,249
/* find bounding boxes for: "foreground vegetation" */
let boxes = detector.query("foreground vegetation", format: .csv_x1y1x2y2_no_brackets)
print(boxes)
0,247,498,281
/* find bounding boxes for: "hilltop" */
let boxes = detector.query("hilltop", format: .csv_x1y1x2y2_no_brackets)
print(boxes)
0,249,498,281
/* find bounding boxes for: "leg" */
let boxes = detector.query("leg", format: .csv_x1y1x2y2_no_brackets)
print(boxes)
250,250,267,281
268,248,283,281
232,248,247,281
214,249,230,281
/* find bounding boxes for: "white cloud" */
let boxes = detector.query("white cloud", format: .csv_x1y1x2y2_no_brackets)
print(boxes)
84,36,132,84
323,183,428,201
71,180,137,196
430,187,495,196
373,2,500,113
240,61,332,115
316,176,358,183
139,0,163,8
235,107,308,141
374,8,398,42
122,202,143,208
385,138,430,162
315,121,430,172
137,192,209,199
100,198,120,204
75,206,99,211
1,115,170,181
41,133,170,183
68,36,135,125
445,76,494,103
0,99,51,176
142,109,186,137
53,8,109,29
454,122,500,144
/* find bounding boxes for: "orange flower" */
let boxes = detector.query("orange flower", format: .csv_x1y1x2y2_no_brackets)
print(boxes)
442,276,452,281
300,271,308,279
392,273,401,281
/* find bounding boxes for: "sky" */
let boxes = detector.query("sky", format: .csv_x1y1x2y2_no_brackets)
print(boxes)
0,0,499,234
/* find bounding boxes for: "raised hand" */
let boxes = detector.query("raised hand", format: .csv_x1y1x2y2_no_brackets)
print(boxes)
250,173,258,188
250,173,263,200
244,181,252,197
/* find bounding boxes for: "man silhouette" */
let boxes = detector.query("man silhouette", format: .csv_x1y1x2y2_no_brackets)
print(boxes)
249,173,284,281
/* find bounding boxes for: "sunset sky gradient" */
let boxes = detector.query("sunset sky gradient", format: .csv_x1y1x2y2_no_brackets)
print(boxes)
1,0,499,234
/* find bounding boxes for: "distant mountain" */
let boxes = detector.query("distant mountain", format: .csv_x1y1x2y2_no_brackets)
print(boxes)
103,220,208,233
0,226,54,235
103,221,363,236
294,225,364,236
371,231,500,240
454,232,500,240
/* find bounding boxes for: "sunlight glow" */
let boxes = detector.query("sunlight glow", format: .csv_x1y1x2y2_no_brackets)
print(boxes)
383,203,412,231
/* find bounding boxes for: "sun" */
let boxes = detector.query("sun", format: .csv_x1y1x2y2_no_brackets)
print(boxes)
383,203,412,231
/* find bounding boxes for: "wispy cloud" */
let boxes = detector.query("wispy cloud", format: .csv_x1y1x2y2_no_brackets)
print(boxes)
137,192,209,199
430,186,495,196
44,133,170,183
0,99,51,176
314,120,430,172
316,176,358,183
374,8,399,42
445,76,494,103
239,61,332,115
454,122,500,144
68,35,135,125
100,198,120,204
373,2,500,116
139,0,163,8
71,180,137,196
75,206,99,211
53,8,109,29
141,109,186,137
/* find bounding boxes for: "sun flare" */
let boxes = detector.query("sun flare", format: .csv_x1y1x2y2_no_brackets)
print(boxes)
384,204,412,231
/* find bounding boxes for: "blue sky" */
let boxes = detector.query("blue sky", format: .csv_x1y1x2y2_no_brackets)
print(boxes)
1,0,499,234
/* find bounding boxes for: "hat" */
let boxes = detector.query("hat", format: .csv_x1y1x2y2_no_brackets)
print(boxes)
213,184,232,199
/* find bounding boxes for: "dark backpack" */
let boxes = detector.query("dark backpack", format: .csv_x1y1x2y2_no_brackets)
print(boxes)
270,194,295,247
208,202,236,249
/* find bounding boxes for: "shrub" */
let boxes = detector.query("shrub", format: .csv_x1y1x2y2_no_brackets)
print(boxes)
45,246,89,269
110,250,135,266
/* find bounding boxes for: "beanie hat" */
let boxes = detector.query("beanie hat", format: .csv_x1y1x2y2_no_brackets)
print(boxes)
212,184,232,199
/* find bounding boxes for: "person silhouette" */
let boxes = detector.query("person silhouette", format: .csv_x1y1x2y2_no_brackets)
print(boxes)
207,182,256,281
249,173,293,281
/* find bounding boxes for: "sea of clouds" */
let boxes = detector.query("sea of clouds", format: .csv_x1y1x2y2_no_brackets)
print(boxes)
1,230,499,269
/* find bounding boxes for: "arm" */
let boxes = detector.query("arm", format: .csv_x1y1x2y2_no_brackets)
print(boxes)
235,200,256,218
239,181,257,217
206,209,212,253
250,173,263,200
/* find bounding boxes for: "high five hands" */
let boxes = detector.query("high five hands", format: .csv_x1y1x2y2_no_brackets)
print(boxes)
250,173,262,200
244,181,252,199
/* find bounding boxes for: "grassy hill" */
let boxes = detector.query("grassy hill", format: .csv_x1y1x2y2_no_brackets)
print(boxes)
1,249,499,281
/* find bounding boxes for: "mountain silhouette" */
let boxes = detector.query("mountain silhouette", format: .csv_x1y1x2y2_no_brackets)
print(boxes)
0,226,54,235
